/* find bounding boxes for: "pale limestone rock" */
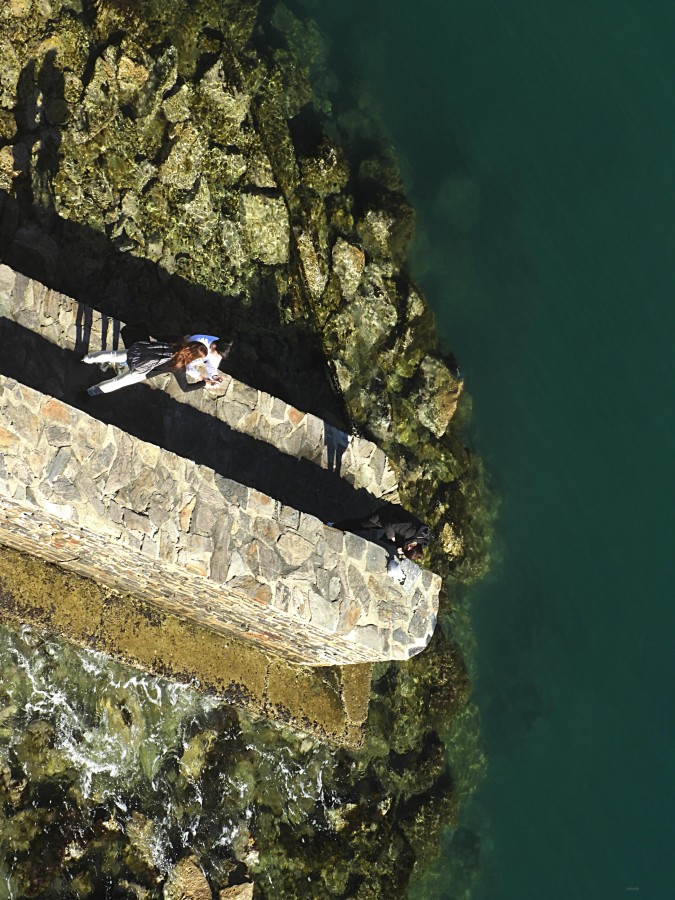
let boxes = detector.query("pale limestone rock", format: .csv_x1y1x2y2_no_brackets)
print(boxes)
276,532,314,566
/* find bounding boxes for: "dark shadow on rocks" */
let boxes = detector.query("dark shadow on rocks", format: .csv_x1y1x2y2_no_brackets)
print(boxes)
75,302,123,355
0,318,378,522
0,189,345,429
324,421,348,476
13,51,65,214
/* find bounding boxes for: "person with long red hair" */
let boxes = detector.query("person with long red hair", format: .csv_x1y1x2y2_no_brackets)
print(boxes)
82,339,207,396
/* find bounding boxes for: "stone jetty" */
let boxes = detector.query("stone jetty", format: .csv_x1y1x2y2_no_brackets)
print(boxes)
0,265,440,735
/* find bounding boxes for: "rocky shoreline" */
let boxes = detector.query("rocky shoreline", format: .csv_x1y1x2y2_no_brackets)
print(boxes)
0,0,490,895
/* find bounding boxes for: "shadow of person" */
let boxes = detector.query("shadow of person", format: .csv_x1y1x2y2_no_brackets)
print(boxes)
324,422,349,475
13,50,66,214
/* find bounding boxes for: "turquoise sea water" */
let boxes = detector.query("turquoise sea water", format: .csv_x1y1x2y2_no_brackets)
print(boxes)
310,1,675,897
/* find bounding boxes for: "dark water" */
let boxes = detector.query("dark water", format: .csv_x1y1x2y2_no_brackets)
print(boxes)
309,1,675,897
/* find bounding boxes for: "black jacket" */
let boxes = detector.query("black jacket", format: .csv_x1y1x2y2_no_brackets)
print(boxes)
335,504,431,550
126,340,175,374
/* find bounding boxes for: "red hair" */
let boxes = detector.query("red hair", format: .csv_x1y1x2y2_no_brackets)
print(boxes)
170,341,207,370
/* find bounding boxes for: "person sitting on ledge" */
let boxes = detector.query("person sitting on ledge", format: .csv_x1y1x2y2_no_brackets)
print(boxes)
329,504,431,561
82,339,207,396
184,333,232,387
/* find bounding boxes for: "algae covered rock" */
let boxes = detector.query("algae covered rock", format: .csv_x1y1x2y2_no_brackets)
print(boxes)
220,884,254,900
408,355,464,438
239,192,290,265
164,855,212,900
332,237,365,300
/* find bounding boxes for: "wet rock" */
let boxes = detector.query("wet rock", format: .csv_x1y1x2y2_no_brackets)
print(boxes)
0,145,14,191
357,199,414,265
328,267,399,371
440,521,464,558
179,730,216,782
239,192,290,265
159,124,205,192
81,48,119,138
295,229,327,298
116,51,151,106
163,855,212,900
0,39,20,110
162,83,192,123
270,2,326,66
331,237,365,299
219,884,254,900
196,60,250,144
300,140,349,197
124,812,163,885
410,355,463,438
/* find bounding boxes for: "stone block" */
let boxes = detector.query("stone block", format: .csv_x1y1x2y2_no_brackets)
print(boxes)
0,264,16,293
276,531,314,566
309,591,339,631
353,624,385,653
248,489,275,515
50,478,81,502
193,502,217,535
343,532,365,561
364,543,386,573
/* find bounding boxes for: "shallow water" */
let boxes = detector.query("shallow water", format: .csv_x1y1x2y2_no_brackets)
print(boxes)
308,0,675,896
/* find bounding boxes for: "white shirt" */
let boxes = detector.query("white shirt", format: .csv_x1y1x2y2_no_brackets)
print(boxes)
186,334,222,380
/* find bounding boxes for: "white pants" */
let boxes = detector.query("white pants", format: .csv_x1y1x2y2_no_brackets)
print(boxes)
96,370,148,393
83,350,148,393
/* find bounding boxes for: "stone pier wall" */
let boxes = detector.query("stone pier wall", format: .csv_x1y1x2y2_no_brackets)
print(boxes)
0,377,440,666
0,265,399,503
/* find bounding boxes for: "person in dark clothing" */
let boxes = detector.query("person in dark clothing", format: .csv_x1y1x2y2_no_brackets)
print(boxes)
82,340,207,396
330,504,431,561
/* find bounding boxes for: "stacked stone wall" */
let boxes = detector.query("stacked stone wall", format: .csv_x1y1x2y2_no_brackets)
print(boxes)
0,265,399,503
0,377,439,666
